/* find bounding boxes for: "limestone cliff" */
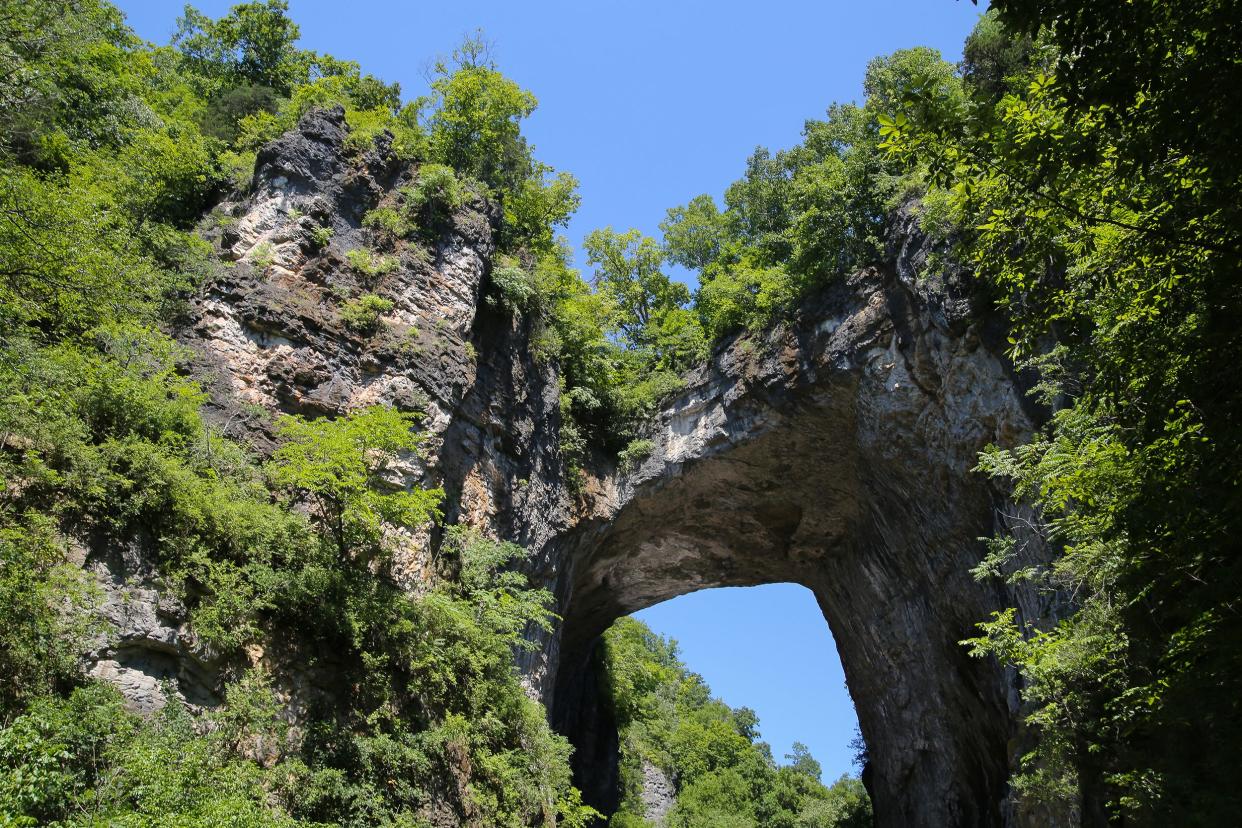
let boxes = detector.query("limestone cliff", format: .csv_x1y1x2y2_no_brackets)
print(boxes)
85,108,1061,827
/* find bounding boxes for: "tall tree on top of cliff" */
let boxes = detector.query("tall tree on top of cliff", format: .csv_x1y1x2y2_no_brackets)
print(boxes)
583,226,706,373
174,0,302,94
420,30,536,195
416,31,579,256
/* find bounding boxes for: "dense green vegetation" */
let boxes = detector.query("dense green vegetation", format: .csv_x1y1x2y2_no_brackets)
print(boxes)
599,618,870,828
3,0,1239,824
0,1,600,825
880,4,1242,823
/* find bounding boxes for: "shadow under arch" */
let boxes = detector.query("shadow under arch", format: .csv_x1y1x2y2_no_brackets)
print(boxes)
546,264,1050,828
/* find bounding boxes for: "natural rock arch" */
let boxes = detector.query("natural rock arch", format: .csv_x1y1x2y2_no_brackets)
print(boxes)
137,110,1058,828
546,250,1050,827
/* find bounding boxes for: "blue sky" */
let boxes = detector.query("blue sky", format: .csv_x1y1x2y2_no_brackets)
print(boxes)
636,585,859,779
116,0,986,782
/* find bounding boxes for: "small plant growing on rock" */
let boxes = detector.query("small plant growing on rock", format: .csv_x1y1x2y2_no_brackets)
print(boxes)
362,206,409,244
340,294,394,334
400,163,470,236
405,242,432,270
250,242,274,268
210,208,237,228
346,248,398,287
406,163,463,212
397,328,423,357
309,225,333,249
287,207,303,220
618,438,654,473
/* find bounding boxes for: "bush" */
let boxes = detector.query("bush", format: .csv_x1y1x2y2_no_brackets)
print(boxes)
338,293,395,334
250,241,275,268
0,513,97,718
309,224,333,249
361,206,408,244
345,248,398,286
618,438,654,473
401,162,470,235
489,257,537,312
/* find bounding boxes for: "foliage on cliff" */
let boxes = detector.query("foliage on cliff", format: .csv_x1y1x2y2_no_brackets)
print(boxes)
598,618,871,828
0,1,602,825
886,6,1242,823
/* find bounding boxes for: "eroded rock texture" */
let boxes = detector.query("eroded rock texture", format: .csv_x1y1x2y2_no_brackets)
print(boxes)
85,108,1060,827
552,247,1052,827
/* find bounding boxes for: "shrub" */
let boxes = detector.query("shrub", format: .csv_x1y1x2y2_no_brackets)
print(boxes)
361,206,409,244
402,163,465,233
249,241,274,268
345,248,398,286
618,438,655,473
489,258,537,313
338,293,394,334
308,225,333,249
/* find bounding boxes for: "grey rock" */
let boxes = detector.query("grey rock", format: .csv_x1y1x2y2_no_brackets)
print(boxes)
639,760,675,826
80,543,221,714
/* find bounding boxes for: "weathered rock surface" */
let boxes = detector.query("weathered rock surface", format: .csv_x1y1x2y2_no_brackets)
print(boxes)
639,760,676,826
84,108,1062,827
550,250,1053,827
78,541,220,715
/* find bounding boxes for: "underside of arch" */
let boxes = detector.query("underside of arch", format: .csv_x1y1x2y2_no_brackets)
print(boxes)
548,263,1049,827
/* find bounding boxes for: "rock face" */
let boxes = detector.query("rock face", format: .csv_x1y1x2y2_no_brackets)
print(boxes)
88,108,1061,827
78,539,220,715
185,106,573,595
550,254,1052,827
639,760,676,826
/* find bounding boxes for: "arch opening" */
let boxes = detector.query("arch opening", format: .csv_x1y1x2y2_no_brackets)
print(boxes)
540,262,1045,827
560,583,867,824
634,584,862,781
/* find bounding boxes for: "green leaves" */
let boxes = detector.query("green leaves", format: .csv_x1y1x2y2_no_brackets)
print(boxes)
338,293,394,333
173,0,304,95
584,227,687,337
662,194,728,272
901,7,1242,820
600,617,871,828
419,39,537,195
268,406,442,562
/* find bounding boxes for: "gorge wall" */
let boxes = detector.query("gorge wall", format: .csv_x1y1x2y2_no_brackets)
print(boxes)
83,109,1061,827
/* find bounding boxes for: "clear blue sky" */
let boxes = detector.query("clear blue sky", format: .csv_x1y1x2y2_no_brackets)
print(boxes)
636,585,859,780
115,0,986,783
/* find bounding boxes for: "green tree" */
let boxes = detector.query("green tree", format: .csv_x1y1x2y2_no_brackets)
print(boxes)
0,514,96,718
661,194,727,271
797,775,872,828
785,742,823,783
420,31,537,194
583,227,691,347
174,0,304,94
880,5,1242,822
268,405,442,563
